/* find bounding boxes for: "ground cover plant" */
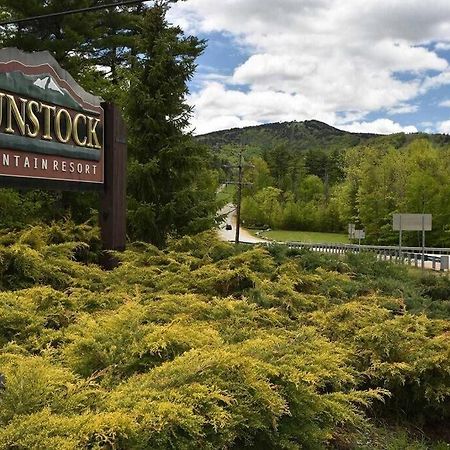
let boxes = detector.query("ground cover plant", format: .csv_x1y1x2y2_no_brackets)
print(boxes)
0,223,449,449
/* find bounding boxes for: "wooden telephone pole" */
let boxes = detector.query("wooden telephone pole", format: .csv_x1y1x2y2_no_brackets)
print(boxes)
224,149,253,245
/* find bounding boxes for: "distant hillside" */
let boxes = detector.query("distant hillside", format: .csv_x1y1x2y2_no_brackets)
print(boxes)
197,120,378,153
197,120,450,153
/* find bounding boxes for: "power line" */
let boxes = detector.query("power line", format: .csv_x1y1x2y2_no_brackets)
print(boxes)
0,0,148,27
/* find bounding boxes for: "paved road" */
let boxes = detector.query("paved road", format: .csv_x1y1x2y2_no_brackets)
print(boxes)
217,204,267,244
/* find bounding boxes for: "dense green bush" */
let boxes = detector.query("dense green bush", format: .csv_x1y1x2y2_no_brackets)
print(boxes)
0,224,449,449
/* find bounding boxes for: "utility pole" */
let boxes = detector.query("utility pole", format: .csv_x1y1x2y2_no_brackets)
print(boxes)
235,151,243,244
223,149,253,245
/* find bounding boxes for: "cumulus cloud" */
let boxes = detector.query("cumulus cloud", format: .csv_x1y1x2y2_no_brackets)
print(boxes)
339,119,418,135
437,120,450,133
168,0,450,134
188,82,339,134
421,69,450,92
187,81,358,134
387,104,419,114
435,42,450,50
439,99,450,107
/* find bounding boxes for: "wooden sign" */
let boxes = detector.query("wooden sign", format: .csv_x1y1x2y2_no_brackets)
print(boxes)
0,48,104,190
0,49,127,255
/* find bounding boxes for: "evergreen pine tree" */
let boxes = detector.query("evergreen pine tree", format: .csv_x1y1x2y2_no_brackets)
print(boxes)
0,0,95,76
126,2,218,246
0,0,145,95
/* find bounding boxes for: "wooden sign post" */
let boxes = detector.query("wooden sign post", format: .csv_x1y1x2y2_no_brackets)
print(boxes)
100,103,127,266
0,48,127,257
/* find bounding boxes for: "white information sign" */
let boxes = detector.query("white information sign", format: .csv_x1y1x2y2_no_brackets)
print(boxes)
393,214,432,231
354,229,365,240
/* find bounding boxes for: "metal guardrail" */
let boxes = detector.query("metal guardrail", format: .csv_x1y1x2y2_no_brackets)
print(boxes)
253,240,450,271
280,242,450,254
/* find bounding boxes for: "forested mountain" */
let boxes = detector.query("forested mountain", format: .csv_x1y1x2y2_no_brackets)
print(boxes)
197,119,450,154
197,120,378,153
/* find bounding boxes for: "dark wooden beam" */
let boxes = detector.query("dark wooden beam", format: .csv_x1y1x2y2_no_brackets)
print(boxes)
100,102,127,262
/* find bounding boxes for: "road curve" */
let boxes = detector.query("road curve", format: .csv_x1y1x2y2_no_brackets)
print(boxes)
217,203,267,244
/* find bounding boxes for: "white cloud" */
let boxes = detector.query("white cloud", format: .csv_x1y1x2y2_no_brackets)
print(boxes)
339,119,418,135
231,53,421,112
189,82,339,134
436,42,450,50
437,120,450,133
421,69,450,92
168,0,450,133
439,99,450,107
387,104,419,114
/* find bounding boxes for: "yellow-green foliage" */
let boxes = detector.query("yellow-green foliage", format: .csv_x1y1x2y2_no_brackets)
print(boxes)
0,225,449,449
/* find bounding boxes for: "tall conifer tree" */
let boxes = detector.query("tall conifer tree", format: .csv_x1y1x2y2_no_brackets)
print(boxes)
126,2,218,246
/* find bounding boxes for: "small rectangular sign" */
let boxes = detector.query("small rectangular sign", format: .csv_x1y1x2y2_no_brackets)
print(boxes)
354,229,365,239
348,223,355,238
393,214,432,231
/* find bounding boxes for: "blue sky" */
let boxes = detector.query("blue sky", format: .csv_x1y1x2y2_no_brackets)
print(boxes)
169,1,450,135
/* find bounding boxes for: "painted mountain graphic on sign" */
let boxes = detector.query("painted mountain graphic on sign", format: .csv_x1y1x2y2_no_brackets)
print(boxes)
33,76,65,95
0,71,83,111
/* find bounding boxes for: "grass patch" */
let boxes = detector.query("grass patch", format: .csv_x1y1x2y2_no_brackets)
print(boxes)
255,229,350,244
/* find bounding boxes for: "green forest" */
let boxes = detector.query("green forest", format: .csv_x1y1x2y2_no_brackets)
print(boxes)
206,122,450,247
